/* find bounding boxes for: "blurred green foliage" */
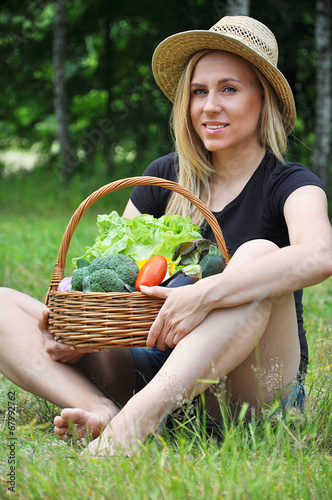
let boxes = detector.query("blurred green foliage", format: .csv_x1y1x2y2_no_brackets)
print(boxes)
0,0,328,187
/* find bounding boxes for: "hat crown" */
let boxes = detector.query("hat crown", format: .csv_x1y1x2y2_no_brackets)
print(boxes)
210,16,278,67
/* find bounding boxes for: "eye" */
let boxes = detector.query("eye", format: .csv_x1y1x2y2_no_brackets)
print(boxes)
191,88,207,96
223,86,237,94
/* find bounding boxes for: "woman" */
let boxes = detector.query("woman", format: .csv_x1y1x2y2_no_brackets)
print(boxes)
0,16,331,456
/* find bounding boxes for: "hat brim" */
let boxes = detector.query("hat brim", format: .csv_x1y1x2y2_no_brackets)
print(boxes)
152,30,296,135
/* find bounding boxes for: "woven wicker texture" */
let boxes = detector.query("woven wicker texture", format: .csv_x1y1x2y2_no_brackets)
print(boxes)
46,176,228,349
152,16,296,135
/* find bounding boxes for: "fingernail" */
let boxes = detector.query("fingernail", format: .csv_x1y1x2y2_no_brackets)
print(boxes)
139,285,149,290
69,346,75,350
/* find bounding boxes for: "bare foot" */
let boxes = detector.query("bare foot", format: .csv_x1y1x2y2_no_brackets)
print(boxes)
85,398,163,457
54,404,118,441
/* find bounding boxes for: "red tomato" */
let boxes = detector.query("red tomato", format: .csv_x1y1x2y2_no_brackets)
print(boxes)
135,255,168,291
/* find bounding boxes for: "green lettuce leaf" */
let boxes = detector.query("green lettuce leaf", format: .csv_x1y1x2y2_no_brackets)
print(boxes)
72,211,202,265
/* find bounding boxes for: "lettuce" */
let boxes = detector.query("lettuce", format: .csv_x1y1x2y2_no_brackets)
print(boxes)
72,211,202,265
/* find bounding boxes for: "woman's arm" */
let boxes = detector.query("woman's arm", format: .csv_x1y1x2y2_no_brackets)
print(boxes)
207,185,332,307
122,199,142,219
142,185,332,348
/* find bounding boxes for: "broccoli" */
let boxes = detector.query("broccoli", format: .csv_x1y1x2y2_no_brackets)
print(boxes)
89,255,139,287
89,256,110,273
71,267,90,291
105,255,139,286
76,258,90,269
89,269,126,293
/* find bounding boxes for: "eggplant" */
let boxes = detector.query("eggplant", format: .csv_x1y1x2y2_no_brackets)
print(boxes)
161,265,202,288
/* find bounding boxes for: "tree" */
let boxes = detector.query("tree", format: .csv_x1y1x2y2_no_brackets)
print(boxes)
225,0,250,16
314,0,332,192
53,0,74,183
0,0,330,195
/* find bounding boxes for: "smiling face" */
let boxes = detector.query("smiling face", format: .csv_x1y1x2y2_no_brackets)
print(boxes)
189,51,264,160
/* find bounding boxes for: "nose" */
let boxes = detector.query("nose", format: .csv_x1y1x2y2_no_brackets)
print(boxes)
203,91,222,114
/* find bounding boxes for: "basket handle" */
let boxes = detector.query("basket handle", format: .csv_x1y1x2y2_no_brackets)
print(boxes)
46,176,229,298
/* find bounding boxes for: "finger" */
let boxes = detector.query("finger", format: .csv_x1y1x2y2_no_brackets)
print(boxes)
142,287,172,348
44,337,74,353
164,331,177,349
45,341,99,356
139,285,169,299
38,309,49,332
146,309,166,349
46,341,100,362
59,353,84,364
156,332,174,351
48,349,84,363
170,327,188,346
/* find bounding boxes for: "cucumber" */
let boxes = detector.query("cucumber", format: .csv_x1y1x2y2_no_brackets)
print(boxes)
199,245,226,278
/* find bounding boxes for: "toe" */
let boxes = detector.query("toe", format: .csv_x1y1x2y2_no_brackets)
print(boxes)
54,415,67,427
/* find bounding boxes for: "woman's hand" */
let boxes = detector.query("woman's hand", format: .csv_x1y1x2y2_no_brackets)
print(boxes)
38,310,100,364
140,283,211,351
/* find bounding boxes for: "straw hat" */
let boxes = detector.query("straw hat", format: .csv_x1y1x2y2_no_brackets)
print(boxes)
152,16,296,135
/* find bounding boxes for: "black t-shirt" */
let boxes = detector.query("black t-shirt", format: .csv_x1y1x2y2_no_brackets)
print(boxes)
130,151,326,369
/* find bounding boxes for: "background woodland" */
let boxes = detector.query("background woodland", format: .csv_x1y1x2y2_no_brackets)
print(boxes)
0,0,331,200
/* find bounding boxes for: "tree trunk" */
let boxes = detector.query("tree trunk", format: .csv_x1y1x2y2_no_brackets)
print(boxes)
225,0,250,16
102,9,114,178
314,0,332,192
53,0,74,184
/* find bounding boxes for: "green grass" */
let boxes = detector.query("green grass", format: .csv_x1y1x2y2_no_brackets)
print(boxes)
0,169,331,499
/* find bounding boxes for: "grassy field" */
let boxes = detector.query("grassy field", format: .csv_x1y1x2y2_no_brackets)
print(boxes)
0,169,331,499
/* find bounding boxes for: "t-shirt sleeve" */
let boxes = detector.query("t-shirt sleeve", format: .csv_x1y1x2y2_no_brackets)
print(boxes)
267,162,327,221
130,153,178,217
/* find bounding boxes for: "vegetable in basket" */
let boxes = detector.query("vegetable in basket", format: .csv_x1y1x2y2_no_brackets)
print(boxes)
160,264,202,288
58,212,227,293
71,267,90,291
72,211,202,265
135,255,168,291
199,244,226,278
57,276,72,292
172,238,218,266
58,254,139,293
89,269,126,293
89,255,139,287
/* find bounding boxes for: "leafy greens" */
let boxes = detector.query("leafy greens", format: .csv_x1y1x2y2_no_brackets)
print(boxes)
73,211,202,265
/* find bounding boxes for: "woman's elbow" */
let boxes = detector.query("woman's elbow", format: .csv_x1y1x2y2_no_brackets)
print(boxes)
302,238,332,285
316,240,332,281
323,256,332,281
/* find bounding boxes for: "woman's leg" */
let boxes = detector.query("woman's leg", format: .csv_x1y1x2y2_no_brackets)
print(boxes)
86,240,300,455
0,288,136,438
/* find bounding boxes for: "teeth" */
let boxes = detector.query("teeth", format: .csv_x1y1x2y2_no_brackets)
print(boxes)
205,124,227,129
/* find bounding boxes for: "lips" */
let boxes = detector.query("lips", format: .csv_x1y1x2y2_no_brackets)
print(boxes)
203,123,228,133
204,124,227,129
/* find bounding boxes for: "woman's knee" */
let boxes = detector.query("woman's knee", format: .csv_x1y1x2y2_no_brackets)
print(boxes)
0,287,19,303
0,287,45,319
226,239,279,270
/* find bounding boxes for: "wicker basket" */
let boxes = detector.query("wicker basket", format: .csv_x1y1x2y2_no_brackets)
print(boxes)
46,176,228,349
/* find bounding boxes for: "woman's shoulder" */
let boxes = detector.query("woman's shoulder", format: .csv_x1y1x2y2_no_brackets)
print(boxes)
262,152,327,217
265,153,322,182
263,152,325,192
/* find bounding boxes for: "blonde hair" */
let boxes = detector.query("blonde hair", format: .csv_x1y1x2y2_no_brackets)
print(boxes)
165,50,288,226
251,66,287,161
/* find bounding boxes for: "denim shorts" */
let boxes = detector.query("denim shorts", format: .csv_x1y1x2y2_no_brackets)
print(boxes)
130,346,305,413
130,346,173,392
270,371,306,414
